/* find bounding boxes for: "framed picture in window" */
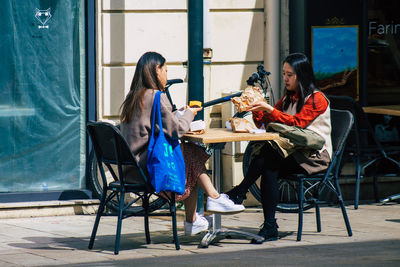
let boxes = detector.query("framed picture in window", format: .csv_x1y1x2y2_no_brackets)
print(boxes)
312,25,359,100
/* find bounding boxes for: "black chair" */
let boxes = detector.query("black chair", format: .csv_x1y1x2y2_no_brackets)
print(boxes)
280,109,354,241
328,95,400,209
86,121,180,254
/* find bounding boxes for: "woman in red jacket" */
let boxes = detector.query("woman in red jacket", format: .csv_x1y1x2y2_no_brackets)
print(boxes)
226,53,332,242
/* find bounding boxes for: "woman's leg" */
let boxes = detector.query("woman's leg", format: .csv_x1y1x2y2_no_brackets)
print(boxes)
255,149,299,241
197,173,219,199
227,144,281,203
259,167,279,222
255,167,280,241
182,181,209,235
198,172,246,213
235,155,265,194
183,184,199,223
260,154,307,221
183,172,222,222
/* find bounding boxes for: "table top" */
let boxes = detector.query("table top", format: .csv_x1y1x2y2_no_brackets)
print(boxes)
182,128,280,144
363,105,400,117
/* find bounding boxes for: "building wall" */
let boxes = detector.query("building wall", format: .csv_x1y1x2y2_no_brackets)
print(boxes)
96,0,288,203
97,0,281,120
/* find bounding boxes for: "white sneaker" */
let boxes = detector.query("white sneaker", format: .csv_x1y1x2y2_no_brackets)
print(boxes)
206,193,245,214
184,213,209,236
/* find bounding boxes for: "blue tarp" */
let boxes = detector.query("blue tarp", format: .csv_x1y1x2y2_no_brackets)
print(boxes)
0,0,86,192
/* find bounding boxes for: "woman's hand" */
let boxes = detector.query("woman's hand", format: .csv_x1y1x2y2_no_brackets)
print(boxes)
187,106,203,116
248,101,274,113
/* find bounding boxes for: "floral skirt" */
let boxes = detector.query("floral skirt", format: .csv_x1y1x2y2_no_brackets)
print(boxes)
176,141,210,201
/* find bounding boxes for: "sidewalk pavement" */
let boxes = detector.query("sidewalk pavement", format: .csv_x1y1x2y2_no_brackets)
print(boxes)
0,202,399,266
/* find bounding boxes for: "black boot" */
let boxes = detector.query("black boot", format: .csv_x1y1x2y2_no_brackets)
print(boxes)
225,186,247,204
252,219,279,243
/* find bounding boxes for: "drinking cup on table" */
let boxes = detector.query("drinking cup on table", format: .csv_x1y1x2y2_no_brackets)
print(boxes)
189,100,202,108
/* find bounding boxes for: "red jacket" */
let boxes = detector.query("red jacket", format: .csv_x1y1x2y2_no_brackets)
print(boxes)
252,91,329,129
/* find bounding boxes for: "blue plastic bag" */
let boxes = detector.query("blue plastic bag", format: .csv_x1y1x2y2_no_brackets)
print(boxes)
147,91,186,194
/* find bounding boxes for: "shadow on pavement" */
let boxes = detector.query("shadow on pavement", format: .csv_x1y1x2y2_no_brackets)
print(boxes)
6,226,294,253
55,239,400,266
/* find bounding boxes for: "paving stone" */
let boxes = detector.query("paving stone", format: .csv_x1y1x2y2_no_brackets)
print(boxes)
0,203,399,265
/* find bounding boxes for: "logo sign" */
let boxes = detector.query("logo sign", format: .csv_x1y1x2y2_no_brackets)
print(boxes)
35,8,52,29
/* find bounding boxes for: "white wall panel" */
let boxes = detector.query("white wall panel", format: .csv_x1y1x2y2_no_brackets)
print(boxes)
103,0,262,10
102,67,126,117
210,0,263,9
210,12,264,62
208,64,259,102
103,0,187,10
103,13,188,64
102,65,188,117
102,13,125,64
100,0,267,119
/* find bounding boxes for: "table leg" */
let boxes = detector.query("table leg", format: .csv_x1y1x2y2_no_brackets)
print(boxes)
379,157,400,204
381,194,400,203
200,145,264,248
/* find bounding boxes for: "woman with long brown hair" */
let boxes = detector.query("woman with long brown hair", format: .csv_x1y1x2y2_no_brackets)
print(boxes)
120,52,245,236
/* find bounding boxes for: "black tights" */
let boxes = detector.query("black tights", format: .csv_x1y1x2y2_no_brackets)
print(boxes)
237,143,305,222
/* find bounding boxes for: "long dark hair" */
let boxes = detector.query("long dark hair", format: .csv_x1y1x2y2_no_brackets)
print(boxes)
282,53,319,113
120,51,166,123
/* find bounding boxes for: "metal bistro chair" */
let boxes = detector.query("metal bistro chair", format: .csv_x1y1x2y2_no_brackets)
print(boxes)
328,95,400,208
280,109,354,241
87,121,180,254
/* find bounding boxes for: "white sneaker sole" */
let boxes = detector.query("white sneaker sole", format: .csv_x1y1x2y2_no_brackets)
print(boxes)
206,208,245,214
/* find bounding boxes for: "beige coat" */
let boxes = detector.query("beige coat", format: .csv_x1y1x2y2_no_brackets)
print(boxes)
120,89,194,173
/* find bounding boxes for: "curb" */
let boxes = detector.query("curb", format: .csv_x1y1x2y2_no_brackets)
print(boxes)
0,199,100,219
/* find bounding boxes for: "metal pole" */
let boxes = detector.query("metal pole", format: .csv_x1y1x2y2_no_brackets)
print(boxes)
87,0,96,122
188,0,204,120
188,0,205,213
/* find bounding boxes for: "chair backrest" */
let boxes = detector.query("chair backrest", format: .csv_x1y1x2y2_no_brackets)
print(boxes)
328,95,372,146
331,109,354,153
87,121,148,186
328,95,389,153
330,109,354,174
